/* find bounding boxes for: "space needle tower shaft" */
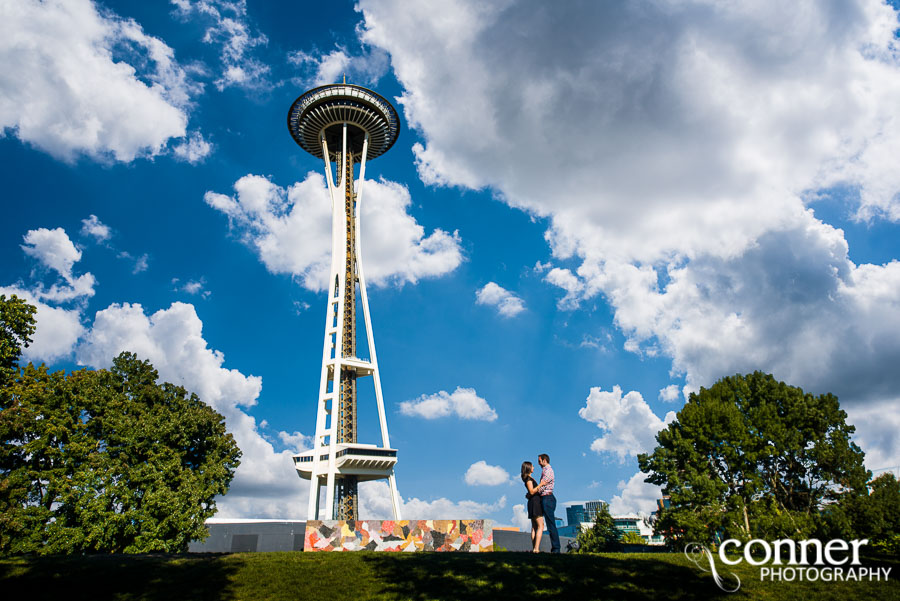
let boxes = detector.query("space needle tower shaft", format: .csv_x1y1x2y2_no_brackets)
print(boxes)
288,84,402,521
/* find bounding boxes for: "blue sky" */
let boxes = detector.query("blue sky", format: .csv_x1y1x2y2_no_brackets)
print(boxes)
2,0,900,530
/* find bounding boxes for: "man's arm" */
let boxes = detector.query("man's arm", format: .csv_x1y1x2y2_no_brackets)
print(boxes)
538,465,553,490
538,466,552,490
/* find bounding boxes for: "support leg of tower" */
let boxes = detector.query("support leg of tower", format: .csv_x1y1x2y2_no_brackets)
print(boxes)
388,473,402,520
324,470,336,520
308,478,321,519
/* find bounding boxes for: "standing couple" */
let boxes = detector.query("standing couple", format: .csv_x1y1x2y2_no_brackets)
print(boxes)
521,453,560,553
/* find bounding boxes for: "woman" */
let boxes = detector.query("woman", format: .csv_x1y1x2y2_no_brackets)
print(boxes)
521,461,544,553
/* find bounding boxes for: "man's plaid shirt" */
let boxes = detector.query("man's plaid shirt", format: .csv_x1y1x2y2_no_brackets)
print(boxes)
539,464,554,496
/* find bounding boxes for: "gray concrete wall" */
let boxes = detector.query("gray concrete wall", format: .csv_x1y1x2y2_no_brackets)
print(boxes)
188,522,307,553
493,529,575,553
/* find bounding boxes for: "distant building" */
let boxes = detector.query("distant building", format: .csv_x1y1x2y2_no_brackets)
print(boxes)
657,495,671,512
566,505,586,526
584,500,606,521
560,500,616,540
542,517,563,534
612,514,665,545
558,522,589,538
565,500,608,528
560,498,665,545
557,516,664,544
649,495,670,525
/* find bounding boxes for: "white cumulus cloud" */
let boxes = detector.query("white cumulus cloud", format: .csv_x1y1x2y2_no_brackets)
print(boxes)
77,302,261,410
171,0,270,91
205,172,463,290
846,399,900,472
173,277,210,298
2,227,95,361
173,130,212,163
118,251,150,274
80,215,111,242
465,461,511,486
359,480,506,519
288,45,389,87
22,228,83,282
475,282,525,317
544,268,583,310
0,0,201,163
510,503,530,532
578,386,676,462
609,471,663,516
276,430,312,453
658,384,681,403
20,228,96,303
0,287,84,362
399,386,498,421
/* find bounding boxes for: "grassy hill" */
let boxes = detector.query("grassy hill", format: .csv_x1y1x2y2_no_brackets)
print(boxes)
1,551,897,600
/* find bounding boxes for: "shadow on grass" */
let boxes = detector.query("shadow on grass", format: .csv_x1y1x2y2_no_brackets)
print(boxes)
0,553,241,601
362,552,726,601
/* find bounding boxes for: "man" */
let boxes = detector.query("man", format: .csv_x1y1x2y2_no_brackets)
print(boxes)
537,453,560,553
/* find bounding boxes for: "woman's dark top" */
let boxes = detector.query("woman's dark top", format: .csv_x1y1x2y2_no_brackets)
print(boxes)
525,476,543,519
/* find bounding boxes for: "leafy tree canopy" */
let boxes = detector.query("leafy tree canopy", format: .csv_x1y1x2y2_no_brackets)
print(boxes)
638,372,869,546
621,531,645,545
820,472,900,554
0,295,36,387
0,321,241,555
574,505,621,553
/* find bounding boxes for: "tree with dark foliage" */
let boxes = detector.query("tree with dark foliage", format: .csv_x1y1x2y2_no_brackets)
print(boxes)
0,294,36,388
821,472,900,555
574,505,621,553
0,296,241,555
638,372,869,546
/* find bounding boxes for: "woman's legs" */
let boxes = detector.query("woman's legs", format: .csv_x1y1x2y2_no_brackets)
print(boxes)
530,518,537,548
533,516,544,552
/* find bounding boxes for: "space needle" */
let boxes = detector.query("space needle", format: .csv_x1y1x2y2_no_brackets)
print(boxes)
287,83,402,521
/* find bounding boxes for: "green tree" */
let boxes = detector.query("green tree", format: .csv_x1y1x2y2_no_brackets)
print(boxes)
0,295,36,388
638,372,868,546
821,472,900,553
621,531,645,545
574,506,621,552
0,352,241,555
864,473,900,549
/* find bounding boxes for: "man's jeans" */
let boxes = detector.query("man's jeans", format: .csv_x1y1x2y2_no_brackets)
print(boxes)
541,493,560,552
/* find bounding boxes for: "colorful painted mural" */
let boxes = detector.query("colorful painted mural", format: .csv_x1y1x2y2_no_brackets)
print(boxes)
304,519,494,552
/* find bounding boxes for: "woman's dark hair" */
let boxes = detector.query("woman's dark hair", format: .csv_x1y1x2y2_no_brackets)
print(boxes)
521,461,533,482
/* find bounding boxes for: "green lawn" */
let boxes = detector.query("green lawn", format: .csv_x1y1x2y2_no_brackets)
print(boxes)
1,551,897,601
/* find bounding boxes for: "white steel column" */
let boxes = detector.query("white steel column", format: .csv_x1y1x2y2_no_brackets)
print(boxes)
354,133,402,520
307,132,339,520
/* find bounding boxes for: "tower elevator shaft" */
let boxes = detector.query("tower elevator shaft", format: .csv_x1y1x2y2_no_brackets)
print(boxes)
335,152,358,520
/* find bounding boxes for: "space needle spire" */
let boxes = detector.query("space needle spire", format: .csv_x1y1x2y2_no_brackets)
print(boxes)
287,83,402,521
